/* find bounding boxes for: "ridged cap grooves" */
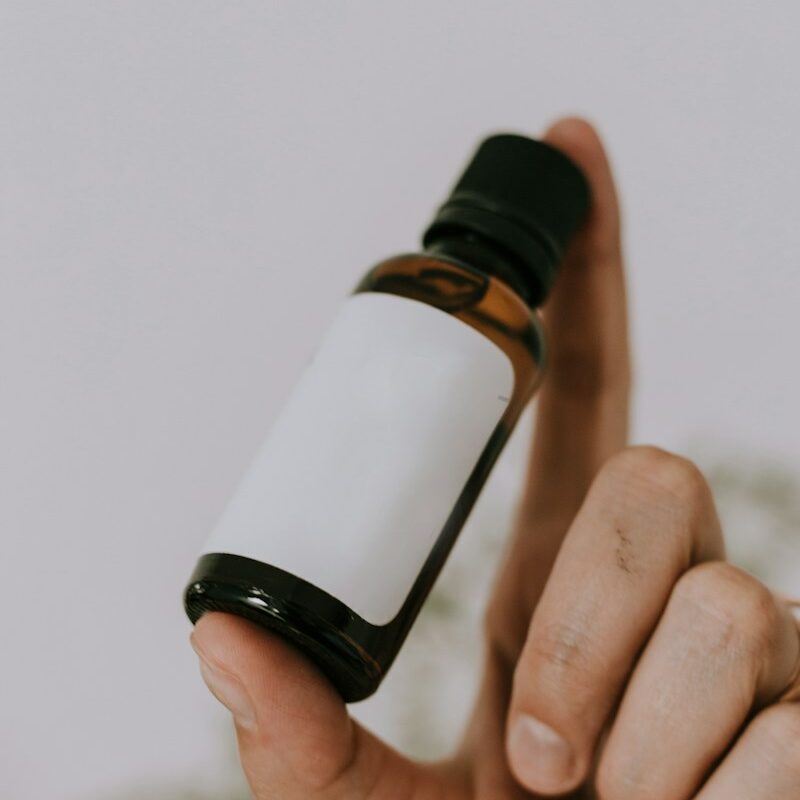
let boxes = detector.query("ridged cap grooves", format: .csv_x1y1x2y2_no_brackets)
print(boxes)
422,133,590,305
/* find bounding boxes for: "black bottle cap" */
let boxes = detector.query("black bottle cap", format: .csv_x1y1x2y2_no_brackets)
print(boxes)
422,133,590,306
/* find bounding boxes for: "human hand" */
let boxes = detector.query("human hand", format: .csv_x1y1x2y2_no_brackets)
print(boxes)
190,117,800,799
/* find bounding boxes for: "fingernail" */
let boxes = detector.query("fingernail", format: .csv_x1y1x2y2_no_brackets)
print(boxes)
191,635,257,731
509,714,577,793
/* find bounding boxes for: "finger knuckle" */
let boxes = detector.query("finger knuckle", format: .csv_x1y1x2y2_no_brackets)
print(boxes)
672,562,780,652
594,447,712,561
605,446,710,510
523,616,597,694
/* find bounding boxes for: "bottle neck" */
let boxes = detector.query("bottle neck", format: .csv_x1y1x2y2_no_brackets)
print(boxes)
423,231,539,308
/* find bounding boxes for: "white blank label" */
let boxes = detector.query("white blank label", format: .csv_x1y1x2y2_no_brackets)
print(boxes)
202,292,514,625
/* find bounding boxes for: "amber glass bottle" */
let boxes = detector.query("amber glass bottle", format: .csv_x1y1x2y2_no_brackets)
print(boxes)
184,134,589,701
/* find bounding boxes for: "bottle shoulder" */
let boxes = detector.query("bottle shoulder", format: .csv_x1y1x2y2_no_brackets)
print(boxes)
356,253,543,351
354,253,545,401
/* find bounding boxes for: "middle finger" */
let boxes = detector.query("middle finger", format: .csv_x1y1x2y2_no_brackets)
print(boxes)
505,446,724,795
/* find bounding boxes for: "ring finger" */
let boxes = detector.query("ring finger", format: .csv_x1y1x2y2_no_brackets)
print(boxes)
596,563,800,800
695,695,800,798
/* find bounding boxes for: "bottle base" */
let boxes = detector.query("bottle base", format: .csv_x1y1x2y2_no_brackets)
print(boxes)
184,554,384,703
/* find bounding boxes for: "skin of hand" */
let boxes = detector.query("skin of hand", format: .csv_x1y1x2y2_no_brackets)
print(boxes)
190,117,800,800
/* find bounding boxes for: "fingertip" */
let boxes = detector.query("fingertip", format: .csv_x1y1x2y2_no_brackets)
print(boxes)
542,115,607,169
191,612,270,696
542,115,619,218
191,613,359,789
539,114,623,271
195,611,331,684
544,114,602,141
191,611,269,672
191,612,348,730
506,711,585,795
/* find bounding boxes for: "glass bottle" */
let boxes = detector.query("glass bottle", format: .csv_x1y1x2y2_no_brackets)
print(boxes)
184,134,589,701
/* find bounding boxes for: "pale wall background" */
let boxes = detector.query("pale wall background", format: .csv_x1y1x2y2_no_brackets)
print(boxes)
1,3,799,798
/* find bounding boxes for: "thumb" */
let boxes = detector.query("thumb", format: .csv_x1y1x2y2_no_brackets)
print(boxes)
191,613,390,798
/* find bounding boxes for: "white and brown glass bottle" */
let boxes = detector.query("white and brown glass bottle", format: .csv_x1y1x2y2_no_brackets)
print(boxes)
184,134,589,701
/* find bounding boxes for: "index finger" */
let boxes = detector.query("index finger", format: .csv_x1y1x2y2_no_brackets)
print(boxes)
527,117,631,525
486,117,631,659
